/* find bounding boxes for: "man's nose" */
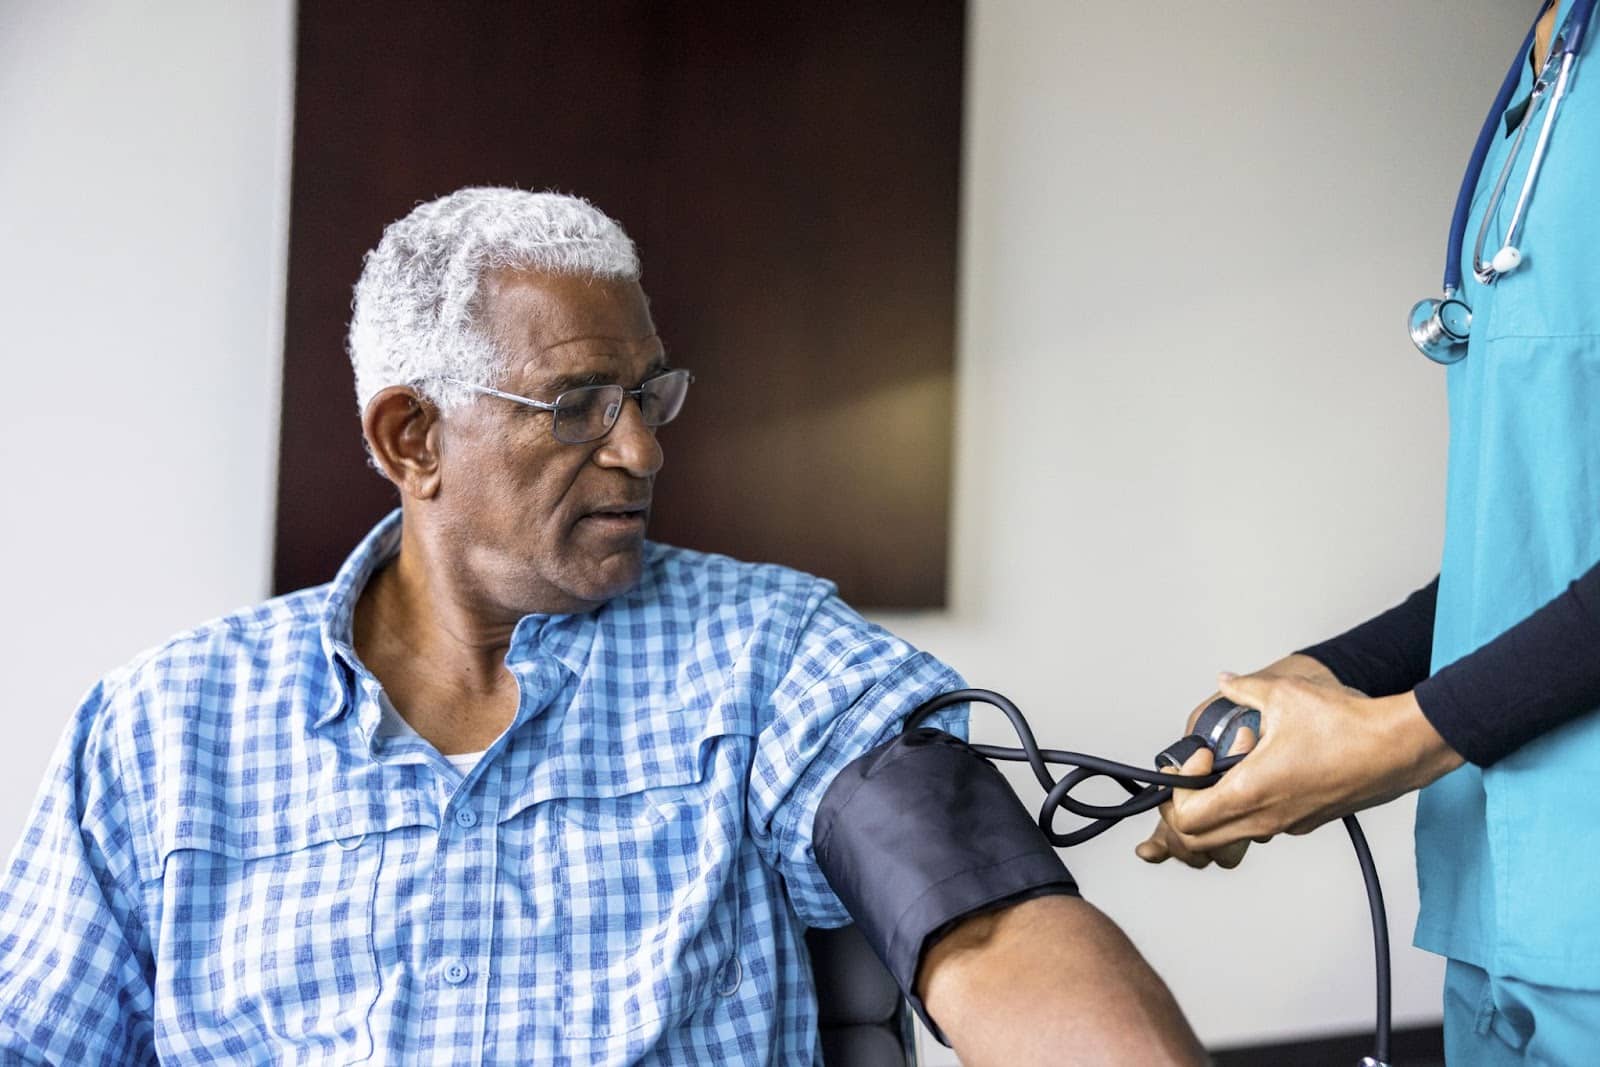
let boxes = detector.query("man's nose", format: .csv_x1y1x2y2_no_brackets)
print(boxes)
594,396,663,478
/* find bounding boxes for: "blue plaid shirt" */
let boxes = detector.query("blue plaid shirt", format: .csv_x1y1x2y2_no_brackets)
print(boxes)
0,512,965,1065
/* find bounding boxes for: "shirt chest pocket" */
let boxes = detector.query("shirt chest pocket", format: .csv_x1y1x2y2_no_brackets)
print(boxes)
154,805,398,1064
550,732,753,1040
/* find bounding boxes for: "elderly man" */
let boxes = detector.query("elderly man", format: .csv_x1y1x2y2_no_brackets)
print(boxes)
0,189,1201,1065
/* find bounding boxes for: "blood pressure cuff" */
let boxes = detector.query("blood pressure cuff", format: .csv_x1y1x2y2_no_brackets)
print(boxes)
812,727,1080,1045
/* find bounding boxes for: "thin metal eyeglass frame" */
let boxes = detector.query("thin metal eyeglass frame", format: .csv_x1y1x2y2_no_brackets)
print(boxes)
439,369,693,444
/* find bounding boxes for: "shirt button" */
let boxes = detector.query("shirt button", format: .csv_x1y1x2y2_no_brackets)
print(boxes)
454,808,479,828
444,960,470,985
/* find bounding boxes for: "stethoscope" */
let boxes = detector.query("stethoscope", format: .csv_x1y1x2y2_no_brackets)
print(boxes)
1409,0,1596,364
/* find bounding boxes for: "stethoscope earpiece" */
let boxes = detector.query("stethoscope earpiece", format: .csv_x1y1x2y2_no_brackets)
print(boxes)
1490,245,1524,275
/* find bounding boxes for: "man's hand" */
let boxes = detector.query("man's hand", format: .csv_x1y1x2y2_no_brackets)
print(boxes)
916,895,1206,1066
1152,671,1464,855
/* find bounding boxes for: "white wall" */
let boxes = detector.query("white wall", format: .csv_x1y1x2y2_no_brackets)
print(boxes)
877,0,1534,1058
0,1,295,844
0,0,1535,1057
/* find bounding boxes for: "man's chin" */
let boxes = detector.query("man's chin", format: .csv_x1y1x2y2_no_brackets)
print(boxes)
558,549,645,611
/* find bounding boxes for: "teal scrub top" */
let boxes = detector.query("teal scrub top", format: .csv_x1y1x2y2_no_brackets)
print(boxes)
1417,0,1600,988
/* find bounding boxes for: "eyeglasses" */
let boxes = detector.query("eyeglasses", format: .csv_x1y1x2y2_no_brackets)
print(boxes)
441,368,693,445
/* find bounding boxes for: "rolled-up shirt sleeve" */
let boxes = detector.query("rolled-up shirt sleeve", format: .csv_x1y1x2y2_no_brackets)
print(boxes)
0,679,157,1065
744,587,968,929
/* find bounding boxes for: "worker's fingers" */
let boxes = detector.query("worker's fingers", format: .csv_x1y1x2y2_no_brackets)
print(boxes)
1225,724,1258,758
1167,728,1271,842
1141,702,1222,866
1216,670,1277,718
1145,747,1220,868
1237,726,1277,847
1175,741,1215,781
1146,685,1281,868
1140,818,1250,869
1136,821,1213,869
1134,833,1169,864
1211,840,1250,869
1207,727,1259,868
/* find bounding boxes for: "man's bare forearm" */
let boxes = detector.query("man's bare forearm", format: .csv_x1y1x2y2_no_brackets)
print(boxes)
916,894,1206,1066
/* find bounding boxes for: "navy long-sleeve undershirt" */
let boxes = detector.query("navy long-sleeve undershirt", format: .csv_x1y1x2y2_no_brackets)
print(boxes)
1296,562,1600,766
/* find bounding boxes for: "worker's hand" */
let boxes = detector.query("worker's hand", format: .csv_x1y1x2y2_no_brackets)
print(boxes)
1136,725,1262,869
1156,673,1465,854
1137,654,1342,869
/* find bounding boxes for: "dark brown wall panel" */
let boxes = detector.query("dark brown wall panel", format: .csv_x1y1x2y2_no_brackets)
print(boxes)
277,0,963,608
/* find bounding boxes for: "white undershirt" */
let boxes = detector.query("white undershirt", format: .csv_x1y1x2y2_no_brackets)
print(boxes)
376,692,486,776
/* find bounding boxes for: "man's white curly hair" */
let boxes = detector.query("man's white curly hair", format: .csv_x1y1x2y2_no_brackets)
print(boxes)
348,187,641,413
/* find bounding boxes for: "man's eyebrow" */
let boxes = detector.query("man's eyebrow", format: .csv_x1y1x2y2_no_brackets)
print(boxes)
542,357,672,396
544,370,611,394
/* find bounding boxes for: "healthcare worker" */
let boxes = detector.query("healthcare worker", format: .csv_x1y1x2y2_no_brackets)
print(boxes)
1140,1,1600,1061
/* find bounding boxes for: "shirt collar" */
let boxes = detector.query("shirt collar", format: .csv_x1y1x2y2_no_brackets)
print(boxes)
312,509,603,729
314,509,405,729
508,609,597,679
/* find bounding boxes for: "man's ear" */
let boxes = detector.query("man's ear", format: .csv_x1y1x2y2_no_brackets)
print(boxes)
362,386,443,499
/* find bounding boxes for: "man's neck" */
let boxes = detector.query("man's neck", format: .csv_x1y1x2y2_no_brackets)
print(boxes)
360,548,518,679
352,528,525,754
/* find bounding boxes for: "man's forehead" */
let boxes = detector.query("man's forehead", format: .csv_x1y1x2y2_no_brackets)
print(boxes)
482,268,661,374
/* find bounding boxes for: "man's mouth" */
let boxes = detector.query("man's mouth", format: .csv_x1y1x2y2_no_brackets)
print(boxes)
580,504,650,530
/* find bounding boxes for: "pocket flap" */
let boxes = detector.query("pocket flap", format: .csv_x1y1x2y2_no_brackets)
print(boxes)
516,693,760,811
158,789,435,864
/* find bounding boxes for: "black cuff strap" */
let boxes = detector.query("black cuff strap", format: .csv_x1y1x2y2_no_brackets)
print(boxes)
813,727,1080,1045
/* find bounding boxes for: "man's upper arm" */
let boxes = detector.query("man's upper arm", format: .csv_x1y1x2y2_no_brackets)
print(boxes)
744,587,967,927
0,679,158,1065
811,723,1079,1043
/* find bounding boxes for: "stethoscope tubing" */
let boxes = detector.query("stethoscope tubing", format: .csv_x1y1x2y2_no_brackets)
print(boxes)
1445,0,1595,293
1443,5,1547,294
1473,49,1577,283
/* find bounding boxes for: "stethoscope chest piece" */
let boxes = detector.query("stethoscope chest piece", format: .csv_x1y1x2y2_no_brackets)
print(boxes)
1408,295,1472,365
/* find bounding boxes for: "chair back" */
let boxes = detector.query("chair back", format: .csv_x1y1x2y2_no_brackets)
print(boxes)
807,924,917,1067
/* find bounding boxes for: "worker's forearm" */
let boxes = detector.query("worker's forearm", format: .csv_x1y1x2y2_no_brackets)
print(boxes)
916,895,1206,1066
1295,579,1440,697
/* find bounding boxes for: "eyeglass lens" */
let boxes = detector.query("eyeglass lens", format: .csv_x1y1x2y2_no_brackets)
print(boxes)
552,369,691,443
